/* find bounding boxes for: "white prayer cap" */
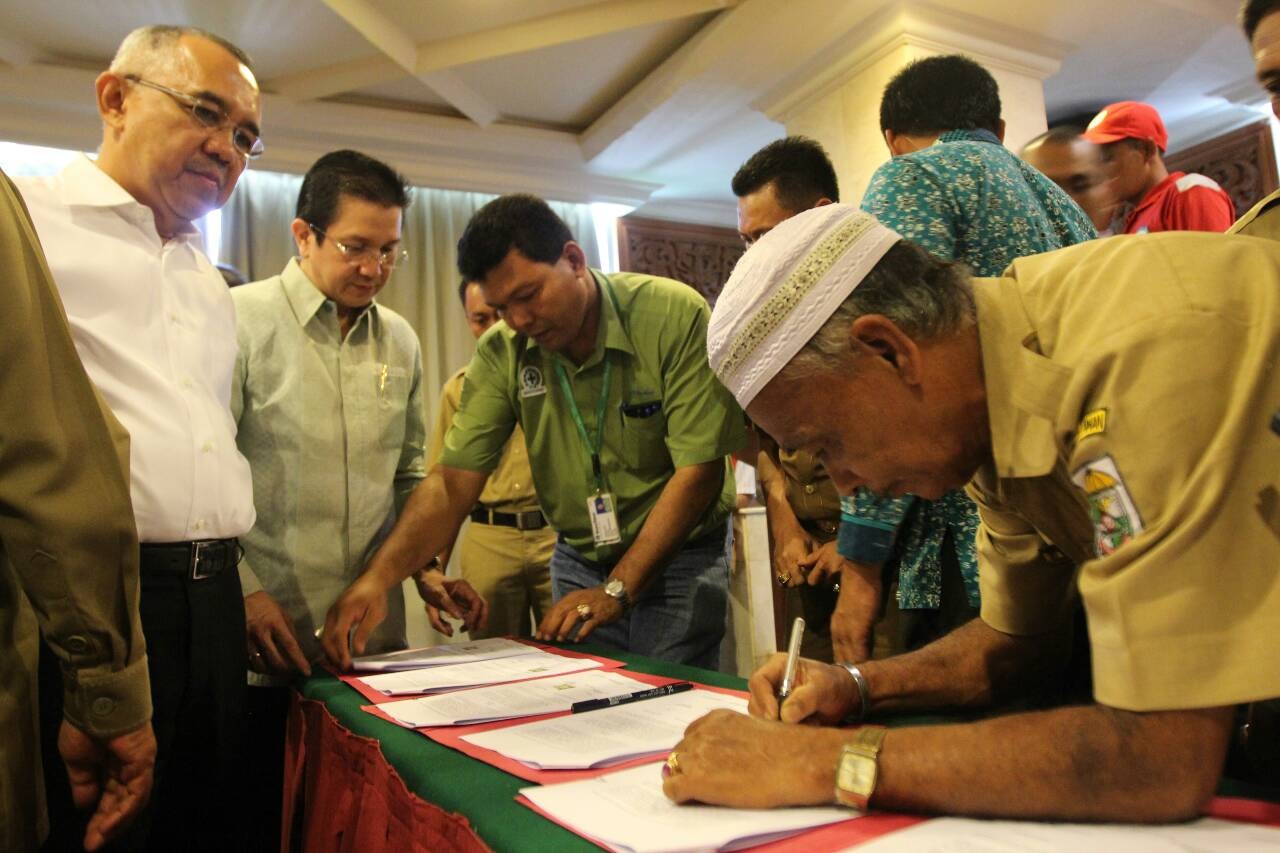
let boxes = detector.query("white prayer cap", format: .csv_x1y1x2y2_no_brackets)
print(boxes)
708,204,900,407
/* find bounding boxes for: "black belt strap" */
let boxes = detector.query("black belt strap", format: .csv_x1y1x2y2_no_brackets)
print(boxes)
469,508,548,531
139,539,239,580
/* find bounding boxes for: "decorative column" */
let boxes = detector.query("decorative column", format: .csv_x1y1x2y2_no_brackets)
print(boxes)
754,4,1067,204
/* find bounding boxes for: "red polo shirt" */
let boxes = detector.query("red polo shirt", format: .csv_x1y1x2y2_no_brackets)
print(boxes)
1123,171,1235,234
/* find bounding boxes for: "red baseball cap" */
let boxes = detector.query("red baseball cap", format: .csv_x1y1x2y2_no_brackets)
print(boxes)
1082,101,1168,151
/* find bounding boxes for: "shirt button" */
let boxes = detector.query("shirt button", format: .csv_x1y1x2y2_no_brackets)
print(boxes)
201,441,214,453
169,313,180,324
180,377,194,389
194,519,206,531
803,484,816,495
66,635,89,654
91,696,116,718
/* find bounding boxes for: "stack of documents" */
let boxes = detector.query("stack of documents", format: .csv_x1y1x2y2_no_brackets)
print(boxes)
376,670,660,728
352,637,539,672
356,647,608,696
519,763,856,853
462,689,746,770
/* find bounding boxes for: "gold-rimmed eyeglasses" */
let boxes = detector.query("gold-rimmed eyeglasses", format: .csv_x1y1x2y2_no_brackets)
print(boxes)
124,75,264,160
309,224,408,270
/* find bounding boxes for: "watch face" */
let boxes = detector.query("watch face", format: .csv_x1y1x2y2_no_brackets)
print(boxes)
605,579,624,597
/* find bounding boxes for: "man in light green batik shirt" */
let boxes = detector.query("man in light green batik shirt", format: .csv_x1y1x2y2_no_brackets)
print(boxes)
231,151,486,844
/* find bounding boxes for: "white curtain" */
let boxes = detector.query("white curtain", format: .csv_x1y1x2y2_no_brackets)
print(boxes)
219,169,603,430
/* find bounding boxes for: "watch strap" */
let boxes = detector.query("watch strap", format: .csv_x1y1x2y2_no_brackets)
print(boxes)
834,725,888,810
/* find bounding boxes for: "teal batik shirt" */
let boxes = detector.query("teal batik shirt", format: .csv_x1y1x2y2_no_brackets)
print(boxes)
839,128,1096,609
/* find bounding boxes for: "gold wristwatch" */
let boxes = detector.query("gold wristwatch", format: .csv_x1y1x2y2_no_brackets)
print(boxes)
834,725,888,809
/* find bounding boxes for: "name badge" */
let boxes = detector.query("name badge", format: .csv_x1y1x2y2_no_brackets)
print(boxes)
588,492,622,546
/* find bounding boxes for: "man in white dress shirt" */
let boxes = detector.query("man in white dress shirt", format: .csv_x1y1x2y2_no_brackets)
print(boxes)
19,25,260,851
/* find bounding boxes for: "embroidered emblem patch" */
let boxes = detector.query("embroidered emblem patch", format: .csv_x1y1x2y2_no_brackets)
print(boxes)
1076,408,1108,444
1072,455,1145,558
519,365,546,398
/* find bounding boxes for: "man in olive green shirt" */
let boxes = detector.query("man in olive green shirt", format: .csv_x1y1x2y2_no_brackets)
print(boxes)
1,169,155,851
325,194,745,669
427,280,556,639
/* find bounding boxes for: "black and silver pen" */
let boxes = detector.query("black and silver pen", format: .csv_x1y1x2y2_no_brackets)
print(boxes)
570,681,694,713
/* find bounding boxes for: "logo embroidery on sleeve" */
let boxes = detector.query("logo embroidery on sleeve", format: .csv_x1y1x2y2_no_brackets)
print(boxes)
1072,454,1145,557
1075,408,1108,443
519,365,546,398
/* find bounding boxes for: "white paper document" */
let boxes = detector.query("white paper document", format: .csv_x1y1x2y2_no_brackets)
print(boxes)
376,670,655,727
463,689,747,769
520,762,856,853
842,815,1280,853
351,637,537,672
356,649,606,696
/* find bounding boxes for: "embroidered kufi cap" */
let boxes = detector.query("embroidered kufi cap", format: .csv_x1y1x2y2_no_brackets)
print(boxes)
707,204,900,407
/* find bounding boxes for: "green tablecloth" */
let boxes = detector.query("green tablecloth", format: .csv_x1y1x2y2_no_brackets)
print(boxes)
298,644,1280,852
298,644,745,852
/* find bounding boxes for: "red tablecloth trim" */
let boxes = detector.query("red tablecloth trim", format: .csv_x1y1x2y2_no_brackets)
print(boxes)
282,693,493,853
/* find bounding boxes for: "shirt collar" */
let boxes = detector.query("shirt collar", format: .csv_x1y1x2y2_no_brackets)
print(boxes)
937,128,1003,146
524,269,636,363
59,154,202,242
972,275,1072,479
280,256,378,331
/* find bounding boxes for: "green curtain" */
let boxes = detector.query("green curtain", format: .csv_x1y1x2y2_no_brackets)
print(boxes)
218,169,603,431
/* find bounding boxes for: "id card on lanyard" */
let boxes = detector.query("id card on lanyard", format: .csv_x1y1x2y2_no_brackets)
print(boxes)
554,279,624,548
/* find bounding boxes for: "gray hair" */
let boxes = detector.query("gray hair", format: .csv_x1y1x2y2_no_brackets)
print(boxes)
108,25,255,79
783,240,976,380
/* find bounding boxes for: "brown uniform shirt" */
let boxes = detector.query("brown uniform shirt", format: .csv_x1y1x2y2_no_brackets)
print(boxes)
757,447,841,536
968,232,1280,712
0,170,148,849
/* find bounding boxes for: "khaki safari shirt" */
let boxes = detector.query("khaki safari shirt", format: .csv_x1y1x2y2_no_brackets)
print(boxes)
430,368,541,513
1229,187,1280,241
967,232,1280,712
440,269,744,563
757,447,841,535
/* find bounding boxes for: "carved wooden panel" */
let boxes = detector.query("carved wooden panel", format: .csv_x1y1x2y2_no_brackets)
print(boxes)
616,216,744,305
1166,120,1278,217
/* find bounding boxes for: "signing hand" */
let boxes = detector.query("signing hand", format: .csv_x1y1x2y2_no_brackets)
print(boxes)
830,559,883,664
322,571,391,670
535,586,623,643
414,569,489,637
59,719,157,851
748,652,860,724
245,591,311,676
662,709,847,808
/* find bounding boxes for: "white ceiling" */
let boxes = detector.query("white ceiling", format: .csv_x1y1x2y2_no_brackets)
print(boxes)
0,0,1263,226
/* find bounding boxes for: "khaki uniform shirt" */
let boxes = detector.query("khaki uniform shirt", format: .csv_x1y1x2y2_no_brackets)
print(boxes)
757,447,841,536
1229,187,1280,240
968,232,1280,712
0,171,148,850
430,368,540,512
441,270,744,563
232,259,427,661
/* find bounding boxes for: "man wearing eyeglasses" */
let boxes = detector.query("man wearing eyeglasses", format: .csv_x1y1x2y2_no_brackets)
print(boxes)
228,149,487,843
17,25,260,852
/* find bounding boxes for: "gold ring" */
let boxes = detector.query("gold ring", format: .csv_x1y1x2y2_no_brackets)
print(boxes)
576,603,592,618
776,572,789,587
666,752,681,775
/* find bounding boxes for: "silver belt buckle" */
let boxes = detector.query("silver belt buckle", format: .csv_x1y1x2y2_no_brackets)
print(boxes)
190,540,215,580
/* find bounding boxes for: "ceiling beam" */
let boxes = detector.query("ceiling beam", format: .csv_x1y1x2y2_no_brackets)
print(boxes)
0,35,38,69
317,0,502,126
414,0,742,75
268,0,739,105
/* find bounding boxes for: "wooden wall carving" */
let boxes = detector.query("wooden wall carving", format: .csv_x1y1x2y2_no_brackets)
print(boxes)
616,216,743,305
1166,120,1278,217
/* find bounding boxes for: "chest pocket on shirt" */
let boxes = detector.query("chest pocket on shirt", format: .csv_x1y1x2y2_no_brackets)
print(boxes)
373,364,410,450
620,400,669,473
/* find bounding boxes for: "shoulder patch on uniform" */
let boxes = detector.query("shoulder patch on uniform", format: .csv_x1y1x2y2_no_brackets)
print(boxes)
1076,408,1108,443
519,365,546,398
1072,454,1145,558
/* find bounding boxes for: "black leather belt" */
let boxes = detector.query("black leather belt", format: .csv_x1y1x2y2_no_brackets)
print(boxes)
139,539,240,580
469,508,548,531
